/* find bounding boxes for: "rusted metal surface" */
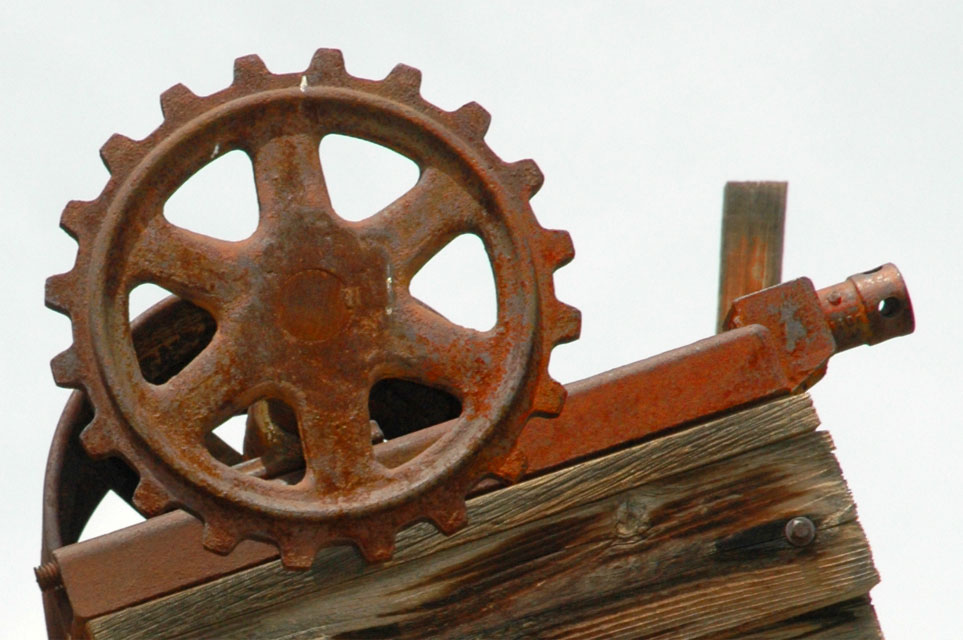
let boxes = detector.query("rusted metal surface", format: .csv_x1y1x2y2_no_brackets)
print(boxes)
716,181,787,332
45,49,580,570
40,265,914,633
34,562,62,592
55,514,278,636
816,263,915,352
724,277,836,390
39,298,239,639
515,325,789,474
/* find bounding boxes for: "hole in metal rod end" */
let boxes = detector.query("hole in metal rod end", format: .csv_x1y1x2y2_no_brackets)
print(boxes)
878,296,901,317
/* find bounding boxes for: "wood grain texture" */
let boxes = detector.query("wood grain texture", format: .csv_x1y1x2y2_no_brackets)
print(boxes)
717,181,787,332
740,597,882,639
88,394,880,640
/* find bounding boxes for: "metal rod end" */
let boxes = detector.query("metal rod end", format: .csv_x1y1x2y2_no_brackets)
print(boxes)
34,561,62,592
816,263,915,352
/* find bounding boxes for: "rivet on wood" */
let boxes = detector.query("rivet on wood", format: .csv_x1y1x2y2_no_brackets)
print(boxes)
784,516,816,547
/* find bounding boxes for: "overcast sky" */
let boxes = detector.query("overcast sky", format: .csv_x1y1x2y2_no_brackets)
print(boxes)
2,2,960,637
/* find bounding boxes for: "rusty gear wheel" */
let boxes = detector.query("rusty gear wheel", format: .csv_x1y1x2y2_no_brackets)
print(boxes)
45,49,580,568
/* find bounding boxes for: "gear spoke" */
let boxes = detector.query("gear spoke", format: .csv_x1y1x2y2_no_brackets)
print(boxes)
296,382,384,494
142,332,256,444
360,168,481,284
129,216,246,312
386,293,504,405
252,132,334,229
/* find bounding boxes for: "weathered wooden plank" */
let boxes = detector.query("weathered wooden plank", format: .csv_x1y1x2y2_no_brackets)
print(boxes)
739,597,882,639
89,394,877,639
235,434,871,640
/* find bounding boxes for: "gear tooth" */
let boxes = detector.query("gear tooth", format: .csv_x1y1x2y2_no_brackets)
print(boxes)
551,302,582,345
99,133,139,175
533,379,567,417
59,200,93,240
80,417,115,457
232,54,270,85
427,499,469,536
489,447,528,484
159,83,199,120
132,473,174,516
45,273,76,314
452,101,491,138
354,530,396,563
306,48,347,84
202,519,241,555
277,534,318,570
50,346,81,388
543,228,576,269
507,159,544,197
383,63,422,94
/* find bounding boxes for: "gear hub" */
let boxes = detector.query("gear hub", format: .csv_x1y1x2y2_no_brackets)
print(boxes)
46,49,580,568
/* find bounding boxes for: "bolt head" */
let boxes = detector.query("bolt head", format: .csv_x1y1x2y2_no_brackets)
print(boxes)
784,516,816,547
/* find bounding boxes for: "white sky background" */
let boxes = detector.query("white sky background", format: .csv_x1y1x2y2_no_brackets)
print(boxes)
2,2,960,637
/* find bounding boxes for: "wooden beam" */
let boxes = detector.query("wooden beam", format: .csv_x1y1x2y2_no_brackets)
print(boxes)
741,597,883,639
86,394,881,639
717,181,788,332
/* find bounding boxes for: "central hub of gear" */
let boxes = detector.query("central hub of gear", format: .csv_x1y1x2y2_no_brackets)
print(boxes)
278,269,351,342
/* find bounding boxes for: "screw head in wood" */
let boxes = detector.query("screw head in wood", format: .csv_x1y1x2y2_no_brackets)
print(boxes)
784,516,816,547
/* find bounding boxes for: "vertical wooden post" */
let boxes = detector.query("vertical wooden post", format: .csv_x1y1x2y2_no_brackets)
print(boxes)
716,181,787,332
